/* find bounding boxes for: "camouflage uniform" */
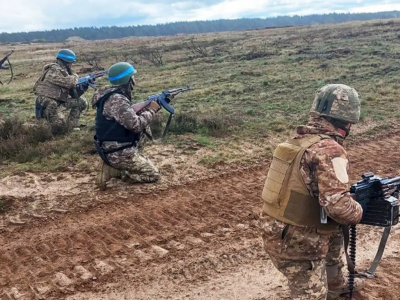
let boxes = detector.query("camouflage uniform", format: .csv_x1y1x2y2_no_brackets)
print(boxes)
260,84,363,299
34,60,87,128
92,86,159,183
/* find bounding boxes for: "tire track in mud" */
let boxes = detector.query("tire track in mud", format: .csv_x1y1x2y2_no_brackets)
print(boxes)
2,134,400,299
0,168,264,300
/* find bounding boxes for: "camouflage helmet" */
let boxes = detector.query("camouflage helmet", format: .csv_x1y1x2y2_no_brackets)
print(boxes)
56,49,76,63
108,62,137,85
310,84,361,124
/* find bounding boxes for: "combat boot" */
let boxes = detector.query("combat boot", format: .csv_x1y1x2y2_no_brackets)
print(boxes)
96,162,122,190
327,277,364,299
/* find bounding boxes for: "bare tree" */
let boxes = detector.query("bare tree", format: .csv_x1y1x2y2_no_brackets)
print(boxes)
137,46,164,67
81,53,103,70
184,37,208,58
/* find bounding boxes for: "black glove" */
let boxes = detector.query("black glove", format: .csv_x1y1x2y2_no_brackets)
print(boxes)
75,82,89,97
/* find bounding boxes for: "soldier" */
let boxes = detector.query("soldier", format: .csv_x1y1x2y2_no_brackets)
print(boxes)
34,49,88,131
92,62,161,189
259,84,364,299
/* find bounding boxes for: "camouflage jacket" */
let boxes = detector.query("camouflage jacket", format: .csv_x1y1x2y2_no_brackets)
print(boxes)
92,86,156,149
296,115,363,225
33,61,78,102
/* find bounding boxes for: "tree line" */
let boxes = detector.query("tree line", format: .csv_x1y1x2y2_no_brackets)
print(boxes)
1,11,400,43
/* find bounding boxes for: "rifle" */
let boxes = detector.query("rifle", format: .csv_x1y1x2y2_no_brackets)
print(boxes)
133,85,191,141
345,173,400,298
0,50,14,84
133,85,191,114
77,70,108,90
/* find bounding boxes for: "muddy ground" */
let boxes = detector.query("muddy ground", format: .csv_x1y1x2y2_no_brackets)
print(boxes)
1,133,400,300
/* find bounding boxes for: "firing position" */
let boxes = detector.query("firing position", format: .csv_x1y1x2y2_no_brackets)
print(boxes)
92,62,161,189
34,49,88,131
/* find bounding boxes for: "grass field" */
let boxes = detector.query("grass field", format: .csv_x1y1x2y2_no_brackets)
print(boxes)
1,18,400,176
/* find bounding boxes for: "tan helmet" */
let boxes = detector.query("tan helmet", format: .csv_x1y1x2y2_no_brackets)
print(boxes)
310,84,361,124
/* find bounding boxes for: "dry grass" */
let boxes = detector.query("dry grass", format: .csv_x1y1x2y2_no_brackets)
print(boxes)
1,18,400,173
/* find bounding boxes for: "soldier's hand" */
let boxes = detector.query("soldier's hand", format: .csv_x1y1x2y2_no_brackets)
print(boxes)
149,100,161,113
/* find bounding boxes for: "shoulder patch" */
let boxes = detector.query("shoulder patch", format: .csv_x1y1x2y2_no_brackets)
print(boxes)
331,157,349,184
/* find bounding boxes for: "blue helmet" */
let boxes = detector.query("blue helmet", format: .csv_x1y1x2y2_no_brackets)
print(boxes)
56,49,76,63
108,62,137,85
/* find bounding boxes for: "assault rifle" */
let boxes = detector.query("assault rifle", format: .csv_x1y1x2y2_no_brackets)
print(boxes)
133,85,191,114
0,50,14,84
133,85,191,141
77,70,108,90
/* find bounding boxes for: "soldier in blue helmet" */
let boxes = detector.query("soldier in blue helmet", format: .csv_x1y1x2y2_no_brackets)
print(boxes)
33,49,88,131
92,62,161,189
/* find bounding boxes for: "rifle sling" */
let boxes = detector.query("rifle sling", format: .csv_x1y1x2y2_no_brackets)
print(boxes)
162,113,173,140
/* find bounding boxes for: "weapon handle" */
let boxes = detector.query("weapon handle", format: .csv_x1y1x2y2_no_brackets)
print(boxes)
158,96,175,114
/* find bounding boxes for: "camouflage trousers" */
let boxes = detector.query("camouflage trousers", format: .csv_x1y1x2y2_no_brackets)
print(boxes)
259,214,347,300
103,130,159,183
36,96,88,128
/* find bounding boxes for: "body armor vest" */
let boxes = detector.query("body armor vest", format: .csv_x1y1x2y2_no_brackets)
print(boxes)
262,134,338,231
33,63,70,102
95,90,141,144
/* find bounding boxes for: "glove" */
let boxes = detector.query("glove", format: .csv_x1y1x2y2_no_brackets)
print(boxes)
148,100,161,112
76,82,89,97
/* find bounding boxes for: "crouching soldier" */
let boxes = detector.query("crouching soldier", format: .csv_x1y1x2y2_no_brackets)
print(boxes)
34,49,88,131
92,62,161,190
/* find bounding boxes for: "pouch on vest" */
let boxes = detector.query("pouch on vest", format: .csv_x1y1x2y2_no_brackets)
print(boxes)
262,142,302,208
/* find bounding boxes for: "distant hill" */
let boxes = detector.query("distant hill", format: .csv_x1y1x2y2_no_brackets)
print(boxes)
1,10,400,43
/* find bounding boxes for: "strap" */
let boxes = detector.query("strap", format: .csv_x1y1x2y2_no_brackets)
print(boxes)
357,226,391,279
93,136,135,166
162,113,173,140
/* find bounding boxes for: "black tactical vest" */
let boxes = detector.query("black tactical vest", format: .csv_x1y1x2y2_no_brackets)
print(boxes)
95,90,141,144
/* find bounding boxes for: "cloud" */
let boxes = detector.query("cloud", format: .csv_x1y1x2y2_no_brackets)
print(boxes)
0,0,399,33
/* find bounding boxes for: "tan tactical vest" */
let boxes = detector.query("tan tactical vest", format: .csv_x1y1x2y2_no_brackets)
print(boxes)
262,135,338,232
33,63,70,102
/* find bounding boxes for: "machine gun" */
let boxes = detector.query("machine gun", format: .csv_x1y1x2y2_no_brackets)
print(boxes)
350,172,400,227
345,173,400,299
0,50,14,84
77,70,108,90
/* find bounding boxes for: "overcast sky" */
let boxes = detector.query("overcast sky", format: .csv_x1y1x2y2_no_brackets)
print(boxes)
1,0,399,33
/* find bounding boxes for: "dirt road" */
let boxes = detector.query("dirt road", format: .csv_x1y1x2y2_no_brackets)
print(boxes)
1,133,400,300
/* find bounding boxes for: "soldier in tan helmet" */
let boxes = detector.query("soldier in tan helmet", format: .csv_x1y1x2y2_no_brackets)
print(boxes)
259,84,364,299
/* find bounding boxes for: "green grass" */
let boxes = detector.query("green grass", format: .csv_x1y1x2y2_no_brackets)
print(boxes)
1,18,400,174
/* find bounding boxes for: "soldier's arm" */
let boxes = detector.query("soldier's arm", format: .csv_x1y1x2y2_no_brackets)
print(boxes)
314,140,363,225
45,67,78,89
103,94,156,133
